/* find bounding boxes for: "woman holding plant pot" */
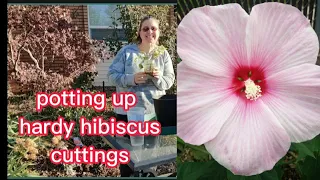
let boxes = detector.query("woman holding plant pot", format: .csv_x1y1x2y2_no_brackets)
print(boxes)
108,15,175,177
108,15,175,124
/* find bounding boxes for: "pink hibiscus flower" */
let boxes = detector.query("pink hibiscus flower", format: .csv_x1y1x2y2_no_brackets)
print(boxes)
177,2,320,176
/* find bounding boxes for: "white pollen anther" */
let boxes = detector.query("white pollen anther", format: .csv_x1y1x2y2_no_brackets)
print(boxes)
244,79,262,101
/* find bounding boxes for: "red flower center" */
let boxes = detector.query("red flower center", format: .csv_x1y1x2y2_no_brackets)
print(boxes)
231,66,267,102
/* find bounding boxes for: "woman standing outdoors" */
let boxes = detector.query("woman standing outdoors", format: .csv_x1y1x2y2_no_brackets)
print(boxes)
108,15,175,123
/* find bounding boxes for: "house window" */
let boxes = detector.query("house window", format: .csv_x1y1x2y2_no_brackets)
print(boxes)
87,5,127,42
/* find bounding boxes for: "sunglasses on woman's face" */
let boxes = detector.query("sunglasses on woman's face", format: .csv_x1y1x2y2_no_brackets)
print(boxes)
142,26,158,32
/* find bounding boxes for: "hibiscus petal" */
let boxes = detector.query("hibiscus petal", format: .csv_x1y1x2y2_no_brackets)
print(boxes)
246,2,319,75
264,64,320,143
177,3,249,77
204,100,290,176
177,62,239,145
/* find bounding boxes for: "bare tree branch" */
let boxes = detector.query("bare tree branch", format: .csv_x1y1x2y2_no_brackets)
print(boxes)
8,5,102,93
22,47,41,70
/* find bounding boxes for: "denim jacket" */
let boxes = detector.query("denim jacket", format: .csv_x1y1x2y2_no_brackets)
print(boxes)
108,44,175,115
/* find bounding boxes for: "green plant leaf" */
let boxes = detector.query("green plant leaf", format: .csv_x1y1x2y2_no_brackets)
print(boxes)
185,144,210,161
186,143,210,156
227,168,279,180
274,155,287,166
177,136,211,161
301,135,320,154
191,146,211,161
291,142,316,160
10,163,30,176
177,137,210,155
177,136,185,144
290,135,320,162
178,160,227,180
177,143,184,152
298,152,320,180
274,165,284,180
176,156,182,164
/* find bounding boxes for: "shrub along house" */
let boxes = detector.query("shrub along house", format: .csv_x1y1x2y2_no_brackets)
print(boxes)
12,5,175,94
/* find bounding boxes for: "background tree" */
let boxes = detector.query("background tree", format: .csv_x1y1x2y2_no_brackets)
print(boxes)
7,5,108,94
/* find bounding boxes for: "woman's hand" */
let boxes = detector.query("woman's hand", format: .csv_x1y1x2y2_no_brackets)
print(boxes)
134,72,147,84
152,67,160,79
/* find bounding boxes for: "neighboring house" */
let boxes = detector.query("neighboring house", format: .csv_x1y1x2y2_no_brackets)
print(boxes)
19,5,175,88
87,5,126,87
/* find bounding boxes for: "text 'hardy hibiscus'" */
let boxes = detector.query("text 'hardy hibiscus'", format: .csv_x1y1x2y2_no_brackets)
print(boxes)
177,2,320,176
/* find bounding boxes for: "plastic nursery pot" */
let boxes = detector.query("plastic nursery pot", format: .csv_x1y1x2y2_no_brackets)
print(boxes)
153,94,177,127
